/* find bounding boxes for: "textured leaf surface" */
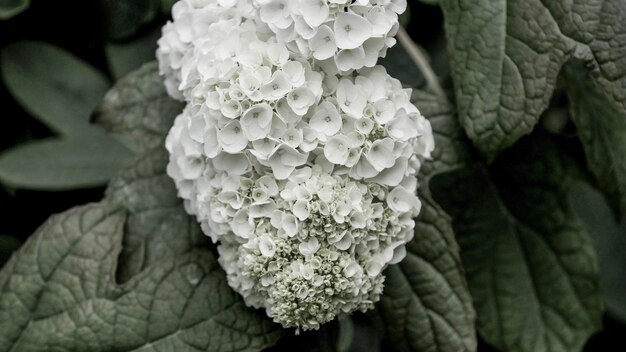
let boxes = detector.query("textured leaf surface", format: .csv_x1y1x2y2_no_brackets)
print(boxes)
440,0,626,159
0,0,29,19
376,91,477,352
0,61,281,350
93,62,184,154
106,147,207,283
1,41,110,137
0,201,280,351
571,182,626,323
433,134,603,352
0,137,132,190
564,63,626,218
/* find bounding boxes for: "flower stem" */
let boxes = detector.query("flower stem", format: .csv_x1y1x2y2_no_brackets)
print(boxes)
397,26,445,98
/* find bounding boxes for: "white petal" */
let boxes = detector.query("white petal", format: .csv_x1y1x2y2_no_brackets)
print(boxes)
260,0,289,24
259,235,277,257
309,101,342,135
281,61,305,86
282,213,299,236
232,210,254,238
336,78,367,117
213,152,250,175
368,156,408,186
387,186,418,213
335,47,366,71
287,86,316,115
261,71,293,100
324,134,351,165
218,121,248,153
310,25,337,60
177,155,205,180
241,103,273,141
266,42,290,66
334,12,373,49
282,128,303,148
257,175,279,196
300,0,329,27
269,144,308,179
351,155,379,178
293,200,310,221
367,138,396,171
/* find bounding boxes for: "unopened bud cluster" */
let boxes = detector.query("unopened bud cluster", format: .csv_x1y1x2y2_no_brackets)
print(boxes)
159,0,434,331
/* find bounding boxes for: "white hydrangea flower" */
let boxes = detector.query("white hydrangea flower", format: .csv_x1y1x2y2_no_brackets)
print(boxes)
160,0,434,333
164,64,433,331
254,0,407,73
157,0,261,100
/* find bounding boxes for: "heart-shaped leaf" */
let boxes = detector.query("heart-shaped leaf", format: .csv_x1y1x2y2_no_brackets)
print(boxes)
440,0,626,160
433,132,603,352
0,200,280,351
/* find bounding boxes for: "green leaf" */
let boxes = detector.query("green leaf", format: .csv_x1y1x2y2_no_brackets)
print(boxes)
0,235,20,265
93,62,184,154
0,0,29,19
336,316,355,352
0,201,280,351
570,182,626,323
376,91,477,352
563,62,626,218
432,133,603,352
105,29,161,80
1,41,110,137
105,147,207,283
439,0,626,159
101,0,159,40
0,137,132,190
380,44,425,89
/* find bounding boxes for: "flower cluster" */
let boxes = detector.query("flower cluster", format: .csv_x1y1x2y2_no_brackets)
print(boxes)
159,0,434,332
255,0,407,72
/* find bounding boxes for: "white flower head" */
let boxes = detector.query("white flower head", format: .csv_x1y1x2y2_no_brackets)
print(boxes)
160,0,431,334
255,0,407,73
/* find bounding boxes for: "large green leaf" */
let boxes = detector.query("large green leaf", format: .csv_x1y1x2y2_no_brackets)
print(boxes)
0,63,281,351
0,136,132,190
93,62,184,154
375,91,477,352
570,182,626,323
433,133,603,352
439,0,626,159
564,63,626,218
0,200,280,351
1,42,110,137
106,147,207,283
0,0,29,19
